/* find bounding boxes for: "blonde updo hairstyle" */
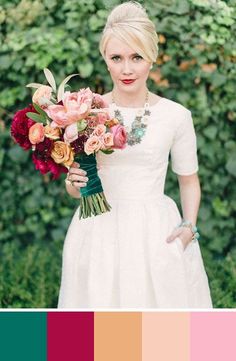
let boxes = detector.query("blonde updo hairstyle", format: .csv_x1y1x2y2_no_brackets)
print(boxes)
99,1,159,64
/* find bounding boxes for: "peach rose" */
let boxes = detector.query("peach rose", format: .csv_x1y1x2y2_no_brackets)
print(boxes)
29,123,45,144
64,123,78,143
32,85,53,109
44,124,61,140
101,132,114,149
105,118,119,128
110,124,127,149
92,124,106,137
84,135,102,155
51,141,74,167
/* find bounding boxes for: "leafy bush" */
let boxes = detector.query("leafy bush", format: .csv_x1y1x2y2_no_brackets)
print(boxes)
0,0,235,307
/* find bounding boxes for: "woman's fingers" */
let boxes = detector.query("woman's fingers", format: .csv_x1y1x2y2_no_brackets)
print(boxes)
72,182,87,188
69,174,89,183
166,228,181,243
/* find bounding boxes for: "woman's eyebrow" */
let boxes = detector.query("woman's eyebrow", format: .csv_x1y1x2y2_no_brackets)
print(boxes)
109,53,139,56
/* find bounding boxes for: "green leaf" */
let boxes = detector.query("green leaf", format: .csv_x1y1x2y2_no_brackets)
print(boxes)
226,157,236,177
32,103,48,118
100,149,114,154
77,119,88,132
26,112,44,123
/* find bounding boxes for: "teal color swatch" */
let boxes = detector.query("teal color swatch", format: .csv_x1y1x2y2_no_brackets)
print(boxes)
0,312,46,361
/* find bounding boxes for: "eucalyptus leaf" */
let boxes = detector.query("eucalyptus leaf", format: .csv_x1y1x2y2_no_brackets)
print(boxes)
57,73,79,102
43,68,57,92
26,83,44,89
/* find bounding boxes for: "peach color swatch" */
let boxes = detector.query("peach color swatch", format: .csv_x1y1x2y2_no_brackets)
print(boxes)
142,312,190,361
94,312,142,361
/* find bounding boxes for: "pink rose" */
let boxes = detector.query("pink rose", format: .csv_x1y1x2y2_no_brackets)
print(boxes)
97,111,110,124
64,123,78,143
29,123,45,144
92,124,106,137
110,124,127,149
32,85,53,109
84,135,102,155
101,132,114,149
92,93,108,108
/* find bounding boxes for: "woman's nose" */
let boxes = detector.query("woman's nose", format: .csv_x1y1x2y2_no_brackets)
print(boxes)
122,61,133,74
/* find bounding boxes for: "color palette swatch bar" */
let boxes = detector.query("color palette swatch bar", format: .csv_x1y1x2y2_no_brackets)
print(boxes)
0,311,235,361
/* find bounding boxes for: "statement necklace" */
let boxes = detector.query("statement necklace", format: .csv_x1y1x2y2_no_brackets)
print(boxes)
111,90,151,146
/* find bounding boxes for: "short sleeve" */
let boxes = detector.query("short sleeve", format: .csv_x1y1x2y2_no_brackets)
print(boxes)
170,109,199,175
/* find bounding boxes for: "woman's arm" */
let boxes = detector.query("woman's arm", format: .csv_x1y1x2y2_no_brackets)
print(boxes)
166,172,201,249
177,172,201,227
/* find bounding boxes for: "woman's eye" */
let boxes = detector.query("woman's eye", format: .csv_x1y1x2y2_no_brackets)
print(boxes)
134,55,143,61
111,56,120,61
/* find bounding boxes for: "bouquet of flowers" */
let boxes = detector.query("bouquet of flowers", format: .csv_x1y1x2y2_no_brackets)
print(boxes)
10,68,127,219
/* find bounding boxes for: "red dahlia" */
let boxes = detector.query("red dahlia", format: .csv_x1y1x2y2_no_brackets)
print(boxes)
10,104,37,150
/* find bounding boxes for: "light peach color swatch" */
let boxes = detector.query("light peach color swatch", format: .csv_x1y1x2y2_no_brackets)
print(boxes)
142,312,190,361
94,312,142,361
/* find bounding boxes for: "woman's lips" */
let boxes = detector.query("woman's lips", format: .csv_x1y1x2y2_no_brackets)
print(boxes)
121,79,136,85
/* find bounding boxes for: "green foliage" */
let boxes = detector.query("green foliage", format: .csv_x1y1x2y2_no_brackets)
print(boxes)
0,0,235,308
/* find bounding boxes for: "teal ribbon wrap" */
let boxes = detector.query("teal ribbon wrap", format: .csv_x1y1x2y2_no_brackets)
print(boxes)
76,153,111,219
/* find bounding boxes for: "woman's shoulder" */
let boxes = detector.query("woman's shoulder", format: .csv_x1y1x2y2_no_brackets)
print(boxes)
101,91,190,113
156,95,191,115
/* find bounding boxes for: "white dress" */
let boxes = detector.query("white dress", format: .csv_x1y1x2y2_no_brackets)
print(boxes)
57,97,213,309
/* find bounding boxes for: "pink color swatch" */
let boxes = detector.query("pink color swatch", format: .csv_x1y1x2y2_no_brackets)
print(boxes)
191,312,236,361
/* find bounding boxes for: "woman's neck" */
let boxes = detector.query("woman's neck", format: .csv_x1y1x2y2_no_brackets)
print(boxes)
112,87,149,107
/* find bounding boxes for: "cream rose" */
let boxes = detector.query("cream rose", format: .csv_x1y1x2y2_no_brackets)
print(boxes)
101,132,114,149
32,85,53,109
92,124,106,137
84,135,102,155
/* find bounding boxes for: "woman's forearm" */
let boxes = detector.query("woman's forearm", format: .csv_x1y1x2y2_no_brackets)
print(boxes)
178,173,201,227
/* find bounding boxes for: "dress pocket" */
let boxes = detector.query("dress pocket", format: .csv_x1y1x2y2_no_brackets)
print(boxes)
175,236,185,253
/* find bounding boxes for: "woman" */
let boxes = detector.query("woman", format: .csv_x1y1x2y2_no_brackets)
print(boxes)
57,1,213,308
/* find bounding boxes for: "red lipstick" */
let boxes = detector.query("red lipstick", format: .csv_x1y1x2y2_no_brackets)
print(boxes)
121,79,135,85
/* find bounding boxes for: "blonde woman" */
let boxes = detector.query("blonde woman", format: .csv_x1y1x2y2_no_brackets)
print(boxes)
58,1,213,309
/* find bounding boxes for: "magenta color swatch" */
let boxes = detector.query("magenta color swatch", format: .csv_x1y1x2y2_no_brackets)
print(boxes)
190,312,236,361
47,312,94,361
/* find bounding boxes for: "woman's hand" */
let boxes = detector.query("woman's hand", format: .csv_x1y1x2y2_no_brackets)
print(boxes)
166,226,193,251
66,162,89,189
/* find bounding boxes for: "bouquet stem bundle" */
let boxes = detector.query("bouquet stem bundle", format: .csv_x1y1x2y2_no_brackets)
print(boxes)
77,153,111,218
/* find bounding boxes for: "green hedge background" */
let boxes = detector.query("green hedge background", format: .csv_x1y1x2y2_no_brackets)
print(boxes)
0,0,235,308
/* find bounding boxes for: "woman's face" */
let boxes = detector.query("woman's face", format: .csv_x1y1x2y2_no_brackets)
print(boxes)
104,36,152,94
